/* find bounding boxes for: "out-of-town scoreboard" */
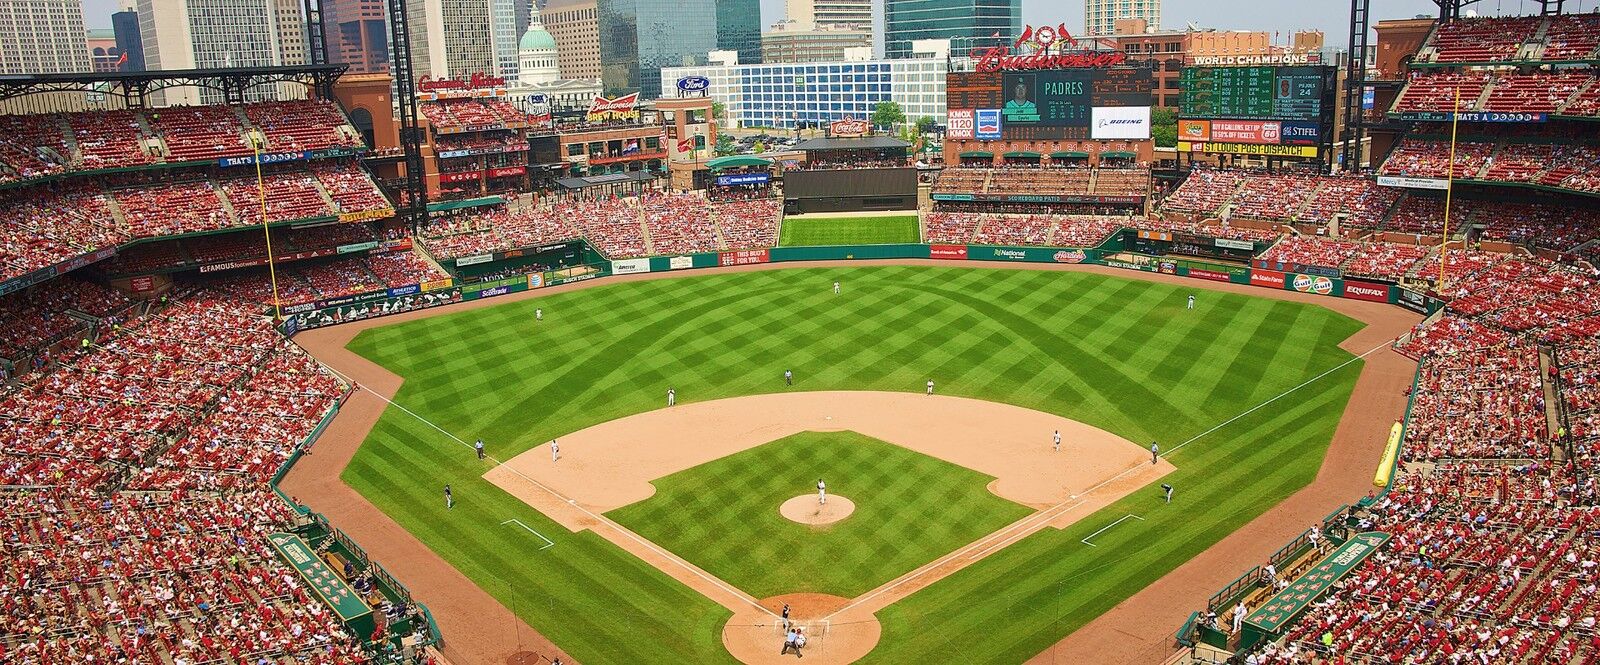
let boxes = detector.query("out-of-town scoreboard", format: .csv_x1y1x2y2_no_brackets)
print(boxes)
1179,66,1329,121
1176,65,1336,159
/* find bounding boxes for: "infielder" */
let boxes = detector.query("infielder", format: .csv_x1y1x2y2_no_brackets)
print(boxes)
926,379,934,395
1187,294,1195,310
444,484,453,510
1162,483,1174,503
550,439,560,462
817,478,827,504
1053,430,1061,452
833,281,840,295
1150,441,1160,465
667,388,676,406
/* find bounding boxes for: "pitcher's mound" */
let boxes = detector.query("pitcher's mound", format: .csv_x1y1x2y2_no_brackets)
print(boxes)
779,495,854,525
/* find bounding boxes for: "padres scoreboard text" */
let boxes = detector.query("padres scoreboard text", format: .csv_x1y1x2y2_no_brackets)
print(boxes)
946,68,1153,140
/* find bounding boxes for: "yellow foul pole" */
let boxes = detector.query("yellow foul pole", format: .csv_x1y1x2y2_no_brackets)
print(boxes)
1437,85,1462,293
255,131,284,322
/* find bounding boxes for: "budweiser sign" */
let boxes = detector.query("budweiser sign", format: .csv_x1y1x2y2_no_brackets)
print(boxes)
586,93,640,120
973,23,1126,73
418,73,506,92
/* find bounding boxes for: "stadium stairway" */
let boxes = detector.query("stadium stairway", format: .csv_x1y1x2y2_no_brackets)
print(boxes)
637,201,654,256
1540,348,1567,463
211,179,243,225
309,175,341,212
708,204,730,250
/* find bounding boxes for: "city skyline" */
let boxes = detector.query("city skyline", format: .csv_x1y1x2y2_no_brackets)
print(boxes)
79,0,1597,51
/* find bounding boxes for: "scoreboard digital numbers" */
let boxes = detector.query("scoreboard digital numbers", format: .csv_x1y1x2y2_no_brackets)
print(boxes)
1180,66,1327,121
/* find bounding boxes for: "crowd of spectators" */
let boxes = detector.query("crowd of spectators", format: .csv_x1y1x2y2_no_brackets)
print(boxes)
641,192,720,255
206,251,447,310
713,199,781,250
1379,139,1495,180
0,278,129,359
418,203,579,260
419,100,527,130
931,166,1151,200
1162,168,1246,216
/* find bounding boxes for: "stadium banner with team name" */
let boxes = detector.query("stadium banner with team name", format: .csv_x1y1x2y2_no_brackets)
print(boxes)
1245,531,1390,634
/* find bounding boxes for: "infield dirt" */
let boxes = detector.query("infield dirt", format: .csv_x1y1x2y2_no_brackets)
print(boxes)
283,260,1419,665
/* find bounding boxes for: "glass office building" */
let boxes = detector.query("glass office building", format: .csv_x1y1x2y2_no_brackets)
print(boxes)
715,0,763,66
883,0,1019,59
662,58,950,128
598,0,718,98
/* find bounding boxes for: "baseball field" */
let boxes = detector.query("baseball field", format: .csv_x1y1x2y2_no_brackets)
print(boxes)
778,214,922,246
336,264,1365,663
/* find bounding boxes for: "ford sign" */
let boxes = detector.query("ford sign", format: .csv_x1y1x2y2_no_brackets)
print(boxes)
677,76,710,93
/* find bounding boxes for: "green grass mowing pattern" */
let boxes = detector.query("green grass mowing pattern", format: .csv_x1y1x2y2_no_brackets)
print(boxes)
607,431,1032,599
777,215,921,246
342,265,1364,664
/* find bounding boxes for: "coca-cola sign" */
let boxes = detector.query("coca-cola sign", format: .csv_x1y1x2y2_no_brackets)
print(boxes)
418,73,506,92
829,118,870,136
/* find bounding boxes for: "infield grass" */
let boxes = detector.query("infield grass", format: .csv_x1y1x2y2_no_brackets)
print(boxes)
608,431,1031,598
343,265,1364,664
777,214,921,246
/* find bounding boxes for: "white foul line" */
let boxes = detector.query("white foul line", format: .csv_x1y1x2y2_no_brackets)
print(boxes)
1080,514,1144,547
500,519,556,550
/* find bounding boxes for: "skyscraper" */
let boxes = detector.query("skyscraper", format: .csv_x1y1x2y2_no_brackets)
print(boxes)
404,0,522,80
883,0,1019,60
111,6,146,72
137,0,307,103
324,0,389,73
597,0,717,97
0,0,93,74
1085,0,1161,36
785,0,870,32
716,0,762,66
544,0,600,80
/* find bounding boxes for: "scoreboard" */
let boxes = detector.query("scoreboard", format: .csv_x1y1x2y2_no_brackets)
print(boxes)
1179,66,1331,121
947,68,1153,141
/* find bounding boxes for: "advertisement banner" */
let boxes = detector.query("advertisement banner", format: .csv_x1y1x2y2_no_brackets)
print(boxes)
337,241,380,254
947,109,975,139
455,254,494,267
719,249,770,266
1291,273,1337,295
1279,121,1322,146
1250,269,1286,289
984,246,1032,261
130,275,154,292
387,284,420,297
338,208,393,223
219,151,312,168
1396,287,1429,314
1393,111,1546,123
1091,106,1151,140
1214,238,1255,250
976,109,1002,140
1179,141,1319,157
527,273,544,289
929,244,969,260
1187,268,1232,282
1053,249,1089,263
420,278,454,292
611,258,650,275
829,118,870,137
1343,280,1390,303
487,166,526,178
669,255,694,270
1177,119,1210,142
1208,120,1280,145
715,173,770,186
1376,175,1449,191
438,171,480,184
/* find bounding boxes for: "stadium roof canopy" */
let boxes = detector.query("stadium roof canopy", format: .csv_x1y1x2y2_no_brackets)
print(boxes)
792,136,912,151
706,155,772,171
555,171,658,190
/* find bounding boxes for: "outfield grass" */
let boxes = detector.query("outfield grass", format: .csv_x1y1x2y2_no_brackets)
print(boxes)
608,431,1031,598
777,215,921,246
343,265,1364,664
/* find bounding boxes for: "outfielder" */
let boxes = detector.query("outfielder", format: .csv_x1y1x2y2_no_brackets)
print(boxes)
1187,294,1195,310
785,369,793,386
444,485,453,510
1053,430,1061,452
475,438,485,460
535,307,543,321
667,388,676,406
817,478,827,504
833,281,840,295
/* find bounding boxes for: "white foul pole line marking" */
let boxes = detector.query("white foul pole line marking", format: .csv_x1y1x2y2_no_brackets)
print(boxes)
500,519,556,550
1080,514,1144,547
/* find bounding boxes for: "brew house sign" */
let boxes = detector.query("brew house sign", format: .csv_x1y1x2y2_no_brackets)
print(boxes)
974,23,1127,73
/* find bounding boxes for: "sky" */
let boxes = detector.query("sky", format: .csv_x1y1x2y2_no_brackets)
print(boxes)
82,0,1600,49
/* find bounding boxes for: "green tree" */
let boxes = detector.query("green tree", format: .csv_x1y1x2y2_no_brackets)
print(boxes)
715,134,737,156
914,116,936,136
711,100,726,124
752,141,766,154
871,101,906,130
1151,107,1178,148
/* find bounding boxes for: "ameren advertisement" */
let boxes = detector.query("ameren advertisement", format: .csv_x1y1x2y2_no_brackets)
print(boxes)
1090,106,1151,140
1178,141,1319,157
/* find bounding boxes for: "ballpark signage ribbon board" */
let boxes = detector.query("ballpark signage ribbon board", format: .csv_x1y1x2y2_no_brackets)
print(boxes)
1178,141,1319,157
1245,532,1391,633
268,533,372,622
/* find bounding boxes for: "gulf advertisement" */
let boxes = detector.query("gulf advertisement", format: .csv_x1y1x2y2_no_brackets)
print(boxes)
1291,273,1336,296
